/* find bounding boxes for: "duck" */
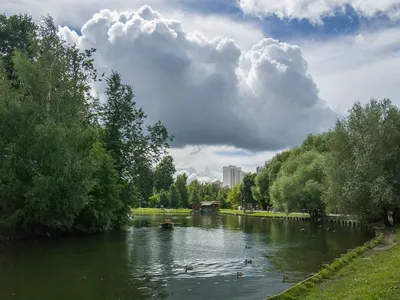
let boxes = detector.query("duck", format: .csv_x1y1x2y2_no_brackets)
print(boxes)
184,266,193,272
237,271,243,277
282,275,289,282
245,259,253,264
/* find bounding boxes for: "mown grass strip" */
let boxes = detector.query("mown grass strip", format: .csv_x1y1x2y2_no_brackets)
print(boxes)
265,231,384,300
219,209,310,219
132,208,191,215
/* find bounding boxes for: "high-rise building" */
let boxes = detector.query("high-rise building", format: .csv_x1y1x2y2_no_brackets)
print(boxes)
256,166,265,173
223,165,245,188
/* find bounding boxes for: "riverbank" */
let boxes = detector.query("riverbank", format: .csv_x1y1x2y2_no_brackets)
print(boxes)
267,227,398,300
132,208,309,219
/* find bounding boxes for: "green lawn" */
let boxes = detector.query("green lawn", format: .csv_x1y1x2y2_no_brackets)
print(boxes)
219,209,309,218
132,208,309,218
132,208,191,215
301,229,399,300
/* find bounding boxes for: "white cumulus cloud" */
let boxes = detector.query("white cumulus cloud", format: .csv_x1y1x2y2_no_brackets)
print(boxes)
238,0,400,22
59,5,337,152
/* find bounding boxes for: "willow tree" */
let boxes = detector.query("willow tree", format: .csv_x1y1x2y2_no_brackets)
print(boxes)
270,150,326,217
325,99,400,226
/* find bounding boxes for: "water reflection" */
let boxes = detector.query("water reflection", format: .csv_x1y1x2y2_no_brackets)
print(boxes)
0,215,371,300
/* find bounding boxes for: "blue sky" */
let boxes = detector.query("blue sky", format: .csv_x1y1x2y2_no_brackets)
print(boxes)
47,0,400,171
179,0,399,41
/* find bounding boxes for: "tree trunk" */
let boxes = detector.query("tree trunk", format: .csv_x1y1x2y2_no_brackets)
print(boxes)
393,207,399,225
382,208,393,227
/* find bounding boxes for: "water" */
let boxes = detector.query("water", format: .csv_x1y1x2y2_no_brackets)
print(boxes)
0,215,371,300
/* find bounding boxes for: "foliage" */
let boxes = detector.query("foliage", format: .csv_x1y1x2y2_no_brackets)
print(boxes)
252,169,271,209
0,15,101,236
175,174,189,208
74,143,122,233
0,13,37,85
0,14,172,238
270,150,326,217
154,155,176,192
227,184,242,209
217,187,230,208
325,99,400,225
188,180,201,205
148,194,160,208
241,172,256,206
159,190,170,208
168,184,180,208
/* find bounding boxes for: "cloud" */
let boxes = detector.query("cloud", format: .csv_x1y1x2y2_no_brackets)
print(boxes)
238,0,400,22
2,0,263,50
59,5,337,152
170,145,278,181
299,26,400,114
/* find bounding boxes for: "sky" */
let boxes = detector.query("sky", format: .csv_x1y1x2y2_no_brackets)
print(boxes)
4,0,400,182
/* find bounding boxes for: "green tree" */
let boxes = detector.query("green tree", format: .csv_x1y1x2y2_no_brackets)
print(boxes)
148,194,160,208
217,187,230,208
175,174,189,208
252,169,271,209
168,184,180,208
154,155,176,192
0,16,100,236
227,184,242,209
325,99,400,226
188,180,201,206
101,71,172,222
0,14,37,85
159,190,170,208
241,173,256,208
74,143,122,233
270,150,326,217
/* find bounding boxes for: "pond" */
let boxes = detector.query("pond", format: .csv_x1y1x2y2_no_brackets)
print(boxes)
0,214,372,300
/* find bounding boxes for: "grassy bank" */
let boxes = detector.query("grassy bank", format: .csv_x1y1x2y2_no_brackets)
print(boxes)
132,208,309,219
219,209,309,219
266,228,397,300
132,208,191,215
302,228,399,300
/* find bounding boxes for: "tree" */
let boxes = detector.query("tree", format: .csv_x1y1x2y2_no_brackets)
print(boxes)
188,180,201,206
0,14,37,85
154,155,176,192
159,190,170,208
175,174,189,208
0,16,101,236
241,173,256,208
168,184,180,208
227,184,242,209
325,99,400,226
270,150,326,217
101,71,172,223
148,194,160,208
252,169,271,209
217,187,230,208
74,143,122,233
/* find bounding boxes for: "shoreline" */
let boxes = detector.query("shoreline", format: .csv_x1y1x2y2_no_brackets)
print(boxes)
265,227,390,299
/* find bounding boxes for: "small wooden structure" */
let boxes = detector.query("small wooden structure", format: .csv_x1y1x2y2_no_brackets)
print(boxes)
200,201,220,213
161,218,174,229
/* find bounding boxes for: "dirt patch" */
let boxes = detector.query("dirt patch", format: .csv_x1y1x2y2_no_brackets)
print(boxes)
364,229,396,257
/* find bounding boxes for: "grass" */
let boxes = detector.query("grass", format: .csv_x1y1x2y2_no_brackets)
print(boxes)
302,228,400,300
132,208,309,219
267,228,399,300
219,209,309,219
132,208,191,215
